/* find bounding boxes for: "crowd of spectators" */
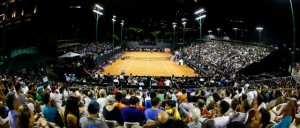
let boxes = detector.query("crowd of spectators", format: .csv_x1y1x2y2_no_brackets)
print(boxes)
56,43,123,79
181,41,271,79
0,41,298,128
0,73,299,128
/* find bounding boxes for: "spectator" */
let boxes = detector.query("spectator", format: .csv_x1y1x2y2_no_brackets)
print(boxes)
215,100,230,117
50,86,62,109
41,92,64,127
187,108,202,128
6,93,19,128
196,99,211,117
145,92,152,109
79,100,109,128
165,100,181,120
157,90,165,102
64,96,80,128
223,90,232,105
271,98,297,128
178,89,187,104
179,96,193,118
97,89,108,113
121,96,144,125
84,91,95,108
15,83,34,105
144,97,164,121
114,92,126,110
245,108,270,128
229,100,251,123
103,95,123,125
17,104,35,128
27,83,37,101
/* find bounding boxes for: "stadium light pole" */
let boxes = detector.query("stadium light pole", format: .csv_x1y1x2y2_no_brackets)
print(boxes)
208,30,212,40
182,18,187,45
289,0,296,75
93,4,103,45
233,27,238,40
217,28,221,36
120,20,124,46
256,27,263,42
195,9,206,43
173,22,177,51
112,15,116,47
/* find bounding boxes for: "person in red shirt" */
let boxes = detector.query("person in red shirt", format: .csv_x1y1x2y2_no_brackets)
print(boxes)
158,80,164,86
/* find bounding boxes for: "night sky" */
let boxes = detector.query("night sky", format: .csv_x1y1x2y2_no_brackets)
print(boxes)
1,0,299,52
97,0,299,46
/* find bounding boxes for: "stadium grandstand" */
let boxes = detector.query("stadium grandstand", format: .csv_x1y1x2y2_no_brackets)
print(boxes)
0,0,299,127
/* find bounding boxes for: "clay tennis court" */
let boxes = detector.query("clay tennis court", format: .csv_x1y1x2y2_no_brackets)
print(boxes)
102,52,198,77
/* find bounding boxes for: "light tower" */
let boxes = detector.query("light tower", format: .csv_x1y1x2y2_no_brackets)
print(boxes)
256,27,263,42
92,4,103,45
182,18,187,45
195,9,206,43
172,22,177,51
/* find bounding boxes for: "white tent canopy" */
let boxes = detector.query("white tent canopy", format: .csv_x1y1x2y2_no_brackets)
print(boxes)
59,52,82,58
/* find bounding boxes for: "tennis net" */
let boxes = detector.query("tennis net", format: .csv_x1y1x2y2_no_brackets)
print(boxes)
123,56,171,61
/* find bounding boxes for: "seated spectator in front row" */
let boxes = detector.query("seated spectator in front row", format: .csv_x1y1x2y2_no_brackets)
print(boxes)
79,100,108,128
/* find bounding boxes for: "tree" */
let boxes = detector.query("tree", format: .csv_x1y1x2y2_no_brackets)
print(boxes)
129,27,144,41
151,30,161,43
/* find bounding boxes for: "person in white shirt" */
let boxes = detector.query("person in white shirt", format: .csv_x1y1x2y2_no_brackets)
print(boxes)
119,74,124,80
223,90,232,106
205,100,231,127
135,91,143,106
97,89,108,113
164,79,171,86
50,86,62,109
229,100,251,124
233,87,243,99
113,77,119,85
99,73,105,79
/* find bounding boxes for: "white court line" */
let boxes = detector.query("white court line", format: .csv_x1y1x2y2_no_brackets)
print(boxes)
158,54,171,73
126,56,135,73
132,65,145,66
167,60,179,74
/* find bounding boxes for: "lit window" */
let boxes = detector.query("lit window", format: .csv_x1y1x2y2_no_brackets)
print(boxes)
10,0,15,3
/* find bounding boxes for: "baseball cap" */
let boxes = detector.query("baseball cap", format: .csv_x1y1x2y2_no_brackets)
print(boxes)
88,100,100,111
